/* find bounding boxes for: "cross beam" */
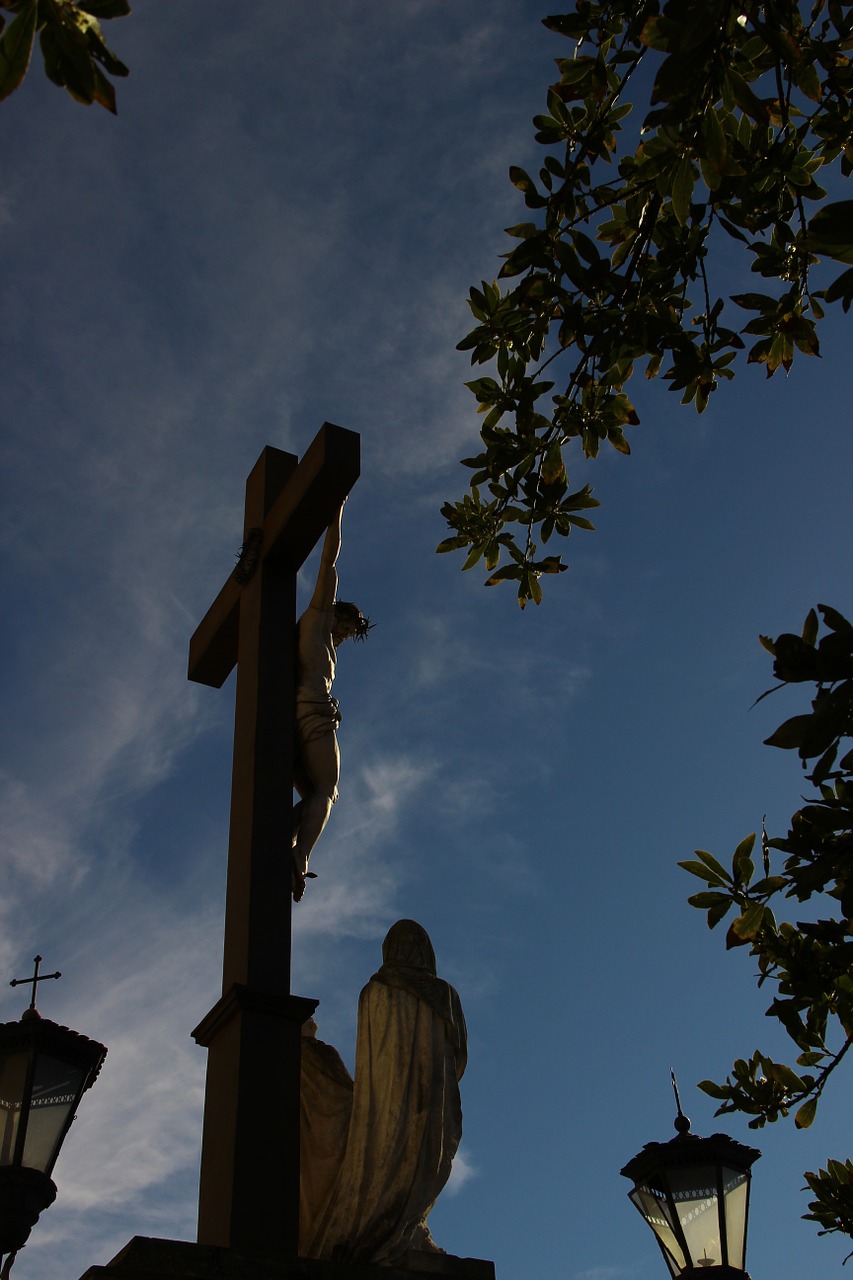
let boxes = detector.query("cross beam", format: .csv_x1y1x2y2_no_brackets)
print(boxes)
188,422,360,1255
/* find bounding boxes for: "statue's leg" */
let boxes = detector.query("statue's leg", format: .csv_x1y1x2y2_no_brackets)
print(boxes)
291,762,307,897
292,732,340,900
292,799,303,847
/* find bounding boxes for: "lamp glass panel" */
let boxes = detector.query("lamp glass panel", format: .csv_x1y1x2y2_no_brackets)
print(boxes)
667,1164,722,1269
21,1053,87,1174
722,1166,749,1269
0,1050,30,1166
629,1184,686,1276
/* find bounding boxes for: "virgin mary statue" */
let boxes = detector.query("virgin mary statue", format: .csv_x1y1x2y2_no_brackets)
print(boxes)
303,919,467,1264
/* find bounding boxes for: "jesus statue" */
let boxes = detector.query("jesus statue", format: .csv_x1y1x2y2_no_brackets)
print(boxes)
292,498,370,901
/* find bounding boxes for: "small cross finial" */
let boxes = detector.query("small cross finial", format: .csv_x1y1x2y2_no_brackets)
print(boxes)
671,1068,692,1136
10,955,62,1012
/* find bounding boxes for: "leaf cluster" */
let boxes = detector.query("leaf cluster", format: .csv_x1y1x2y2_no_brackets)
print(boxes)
0,0,130,113
804,1159,853,1257
442,2,853,604
680,603,853,1248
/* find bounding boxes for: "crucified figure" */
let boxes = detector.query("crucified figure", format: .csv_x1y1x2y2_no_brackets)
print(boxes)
292,499,370,902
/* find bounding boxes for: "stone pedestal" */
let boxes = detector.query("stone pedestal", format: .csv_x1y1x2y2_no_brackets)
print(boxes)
78,1237,495,1280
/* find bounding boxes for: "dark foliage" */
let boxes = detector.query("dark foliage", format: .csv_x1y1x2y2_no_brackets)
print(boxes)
0,0,130,113
681,603,853,1253
441,3,853,605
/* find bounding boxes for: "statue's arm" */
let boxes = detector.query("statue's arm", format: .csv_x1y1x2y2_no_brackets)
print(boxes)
309,500,345,611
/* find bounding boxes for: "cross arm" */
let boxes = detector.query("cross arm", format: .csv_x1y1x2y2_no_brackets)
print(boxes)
187,423,360,689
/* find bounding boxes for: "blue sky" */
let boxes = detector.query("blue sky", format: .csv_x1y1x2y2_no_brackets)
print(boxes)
1,4,852,1278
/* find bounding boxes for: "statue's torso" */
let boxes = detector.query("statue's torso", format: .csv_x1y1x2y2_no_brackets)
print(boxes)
296,606,337,700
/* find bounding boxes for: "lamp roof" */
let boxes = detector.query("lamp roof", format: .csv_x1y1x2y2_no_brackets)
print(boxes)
0,1013,107,1089
621,1129,762,1184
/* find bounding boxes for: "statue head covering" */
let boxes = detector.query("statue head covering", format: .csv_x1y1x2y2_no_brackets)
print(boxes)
372,919,462,1041
381,919,436,973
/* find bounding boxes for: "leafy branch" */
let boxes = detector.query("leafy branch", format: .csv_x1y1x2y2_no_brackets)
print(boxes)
442,2,853,605
681,602,853,1248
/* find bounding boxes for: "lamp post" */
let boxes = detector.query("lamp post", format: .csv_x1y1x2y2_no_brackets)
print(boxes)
620,1076,761,1279
0,957,107,1271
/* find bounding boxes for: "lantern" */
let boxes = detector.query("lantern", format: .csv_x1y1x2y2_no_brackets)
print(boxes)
0,959,106,1257
620,1090,760,1279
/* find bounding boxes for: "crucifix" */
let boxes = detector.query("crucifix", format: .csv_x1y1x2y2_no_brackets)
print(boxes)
188,422,360,1255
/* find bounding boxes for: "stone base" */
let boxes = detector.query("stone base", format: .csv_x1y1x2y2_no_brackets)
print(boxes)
78,1237,495,1280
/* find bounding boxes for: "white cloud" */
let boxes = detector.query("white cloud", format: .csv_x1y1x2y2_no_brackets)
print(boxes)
360,756,434,818
0,871,221,1275
294,751,437,945
444,1144,477,1197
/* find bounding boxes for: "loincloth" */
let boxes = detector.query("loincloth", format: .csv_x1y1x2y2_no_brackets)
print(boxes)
295,694,342,746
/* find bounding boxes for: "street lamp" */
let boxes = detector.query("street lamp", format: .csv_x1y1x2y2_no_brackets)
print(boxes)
0,957,107,1268
620,1076,761,1279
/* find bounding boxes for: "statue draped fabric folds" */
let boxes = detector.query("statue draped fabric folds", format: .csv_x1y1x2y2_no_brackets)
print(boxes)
299,1019,354,1249
302,920,467,1264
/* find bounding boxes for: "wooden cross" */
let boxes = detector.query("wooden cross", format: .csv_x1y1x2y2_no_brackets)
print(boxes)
188,422,360,1255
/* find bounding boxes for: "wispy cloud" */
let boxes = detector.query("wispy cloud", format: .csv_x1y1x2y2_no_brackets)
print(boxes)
444,1145,477,1197
294,751,437,943
1,873,221,1273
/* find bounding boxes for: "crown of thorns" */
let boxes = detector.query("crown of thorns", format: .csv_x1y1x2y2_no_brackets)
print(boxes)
334,601,373,641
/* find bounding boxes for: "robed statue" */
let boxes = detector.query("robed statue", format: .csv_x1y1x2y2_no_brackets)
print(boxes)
301,920,468,1263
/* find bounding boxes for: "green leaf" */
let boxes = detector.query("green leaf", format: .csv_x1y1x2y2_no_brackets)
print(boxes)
638,15,671,53
88,58,117,112
706,896,734,928
509,165,533,192
766,1060,805,1092
671,156,694,227
794,59,822,103
688,890,732,909
697,1078,730,1100
0,0,38,101
732,832,756,884
795,1096,818,1129
802,608,819,646
731,293,781,312
436,536,469,555
680,858,728,886
558,55,595,85
807,202,853,265
749,875,787,895
700,107,727,190
818,603,853,634
541,437,566,485
726,69,771,122
692,849,730,882
485,564,522,586
764,713,812,750
796,1052,826,1068
727,900,766,944
823,266,853,311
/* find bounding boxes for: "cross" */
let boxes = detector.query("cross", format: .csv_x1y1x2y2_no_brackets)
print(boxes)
188,422,360,1255
10,955,61,1012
